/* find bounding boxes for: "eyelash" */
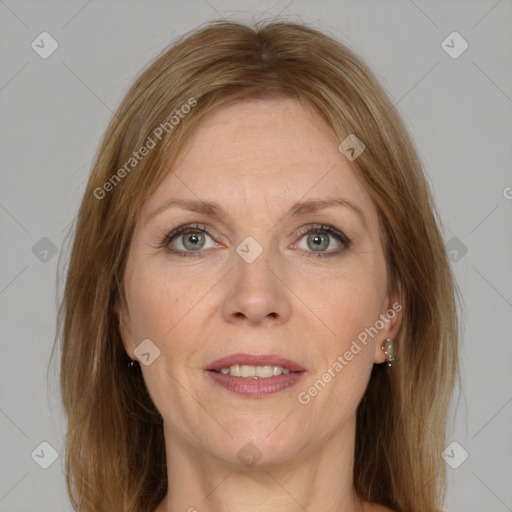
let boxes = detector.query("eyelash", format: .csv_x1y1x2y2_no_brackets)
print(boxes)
160,223,351,259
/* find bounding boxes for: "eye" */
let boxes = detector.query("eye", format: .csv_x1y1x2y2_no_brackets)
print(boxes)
161,223,217,257
294,224,351,258
160,223,351,259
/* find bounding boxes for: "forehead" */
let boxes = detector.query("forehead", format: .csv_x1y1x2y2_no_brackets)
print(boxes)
172,97,340,178
140,97,376,225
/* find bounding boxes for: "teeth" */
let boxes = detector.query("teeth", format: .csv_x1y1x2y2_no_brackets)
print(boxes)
218,365,292,378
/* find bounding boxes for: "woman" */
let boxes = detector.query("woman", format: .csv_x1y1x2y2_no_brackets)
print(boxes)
55,19,460,512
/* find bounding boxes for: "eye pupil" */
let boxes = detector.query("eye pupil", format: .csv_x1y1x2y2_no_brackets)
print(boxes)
308,233,328,251
183,232,204,250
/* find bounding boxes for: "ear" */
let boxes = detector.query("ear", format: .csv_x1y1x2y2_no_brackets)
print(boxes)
115,294,135,359
373,280,403,364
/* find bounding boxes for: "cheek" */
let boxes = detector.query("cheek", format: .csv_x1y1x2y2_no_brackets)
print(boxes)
315,267,384,337
335,285,381,335
124,268,196,421
306,278,380,407
124,265,182,342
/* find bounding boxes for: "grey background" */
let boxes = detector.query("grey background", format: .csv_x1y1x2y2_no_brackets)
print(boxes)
1,1,511,511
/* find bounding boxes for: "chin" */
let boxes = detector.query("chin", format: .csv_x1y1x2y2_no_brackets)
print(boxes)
196,427,308,469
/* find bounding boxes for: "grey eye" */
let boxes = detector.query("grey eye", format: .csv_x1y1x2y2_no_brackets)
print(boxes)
306,232,331,251
181,231,207,251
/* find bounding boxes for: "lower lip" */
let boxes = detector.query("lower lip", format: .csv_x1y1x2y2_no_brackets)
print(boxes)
206,370,306,397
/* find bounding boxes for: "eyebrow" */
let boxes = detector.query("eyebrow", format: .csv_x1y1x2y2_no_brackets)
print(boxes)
146,197,368,230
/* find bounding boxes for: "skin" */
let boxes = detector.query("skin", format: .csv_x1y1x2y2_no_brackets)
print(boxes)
117,97,401,512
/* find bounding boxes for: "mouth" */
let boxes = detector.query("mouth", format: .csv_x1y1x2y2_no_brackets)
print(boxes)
205,353,306,397
212,364,294,378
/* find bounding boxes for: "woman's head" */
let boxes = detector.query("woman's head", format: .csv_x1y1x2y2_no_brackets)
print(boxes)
56,19,459,512
117,93,402,471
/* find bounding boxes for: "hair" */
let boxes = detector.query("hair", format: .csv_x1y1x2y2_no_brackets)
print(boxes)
52,18,461,512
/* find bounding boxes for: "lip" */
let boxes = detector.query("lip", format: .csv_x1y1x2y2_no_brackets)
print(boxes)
204,353,307,398
205,353,306,372
206,370,306,398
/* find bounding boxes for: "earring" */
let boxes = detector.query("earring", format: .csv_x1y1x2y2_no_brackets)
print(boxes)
127,358,140,369
382,337,395,366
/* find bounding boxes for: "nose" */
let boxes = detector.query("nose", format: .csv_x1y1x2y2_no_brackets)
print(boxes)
221,242,292,326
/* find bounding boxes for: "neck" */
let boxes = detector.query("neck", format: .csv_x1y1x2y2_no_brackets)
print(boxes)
156,414,366,512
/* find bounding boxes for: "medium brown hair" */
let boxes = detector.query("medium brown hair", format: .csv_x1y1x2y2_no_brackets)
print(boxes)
53,19,460,512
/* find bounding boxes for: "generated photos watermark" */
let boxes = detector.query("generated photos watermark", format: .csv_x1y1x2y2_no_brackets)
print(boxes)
297,301,402,404
93,97,197,200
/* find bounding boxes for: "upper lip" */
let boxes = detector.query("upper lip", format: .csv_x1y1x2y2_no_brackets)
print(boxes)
205,353,306,372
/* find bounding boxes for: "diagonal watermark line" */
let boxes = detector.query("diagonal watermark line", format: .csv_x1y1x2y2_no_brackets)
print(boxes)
0,472,29,502
0,265,28,295
472,0,503,29
393,61,439,109
61,0,92,29
0,201,29,233
162,266,234,338
60,171,87,234
275,0,296,19
60,213,77,234
471,265,512,309
61,60,116,114
169,172,211,203
472,60,512,104
0,0,29,28
470,204,499,233
162,366,234,438
265,471,308,511
201,470,234,502
201,0,227,20
265,265,337,336
396,394,441,441
379,62,439,123
472,396,512,439
0,408,29,438
472,470,512,510
265,409,295,438
412,470,439,503
64,394,108,439
266,164,337,235
0,62,29,92
407,0,439,28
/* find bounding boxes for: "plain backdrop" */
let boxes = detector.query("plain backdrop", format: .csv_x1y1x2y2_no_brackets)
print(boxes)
1,1,511,511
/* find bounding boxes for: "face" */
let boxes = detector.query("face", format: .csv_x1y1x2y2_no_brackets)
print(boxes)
118,97,402,468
